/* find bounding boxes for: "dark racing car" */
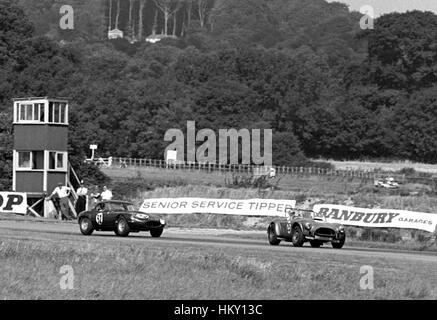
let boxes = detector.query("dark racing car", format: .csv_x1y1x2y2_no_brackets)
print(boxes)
267,209,346,248
77,200,166,237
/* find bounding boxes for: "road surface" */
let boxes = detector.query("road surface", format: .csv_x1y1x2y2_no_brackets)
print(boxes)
0,219,436,263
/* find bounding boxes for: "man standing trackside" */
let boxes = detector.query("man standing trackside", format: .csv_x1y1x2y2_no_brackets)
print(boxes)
50,182,72,220
76,180,88,213
101,186,113,201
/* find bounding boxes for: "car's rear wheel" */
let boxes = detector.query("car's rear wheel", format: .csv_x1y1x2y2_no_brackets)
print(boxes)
267,224,281,245
79,217,94,236
332,234,346,249
310,240,322,248
150,227,164,238
115,217,130,237
292,226,305,247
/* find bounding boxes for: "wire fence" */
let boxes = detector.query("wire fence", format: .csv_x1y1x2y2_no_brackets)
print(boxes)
87,157,411,181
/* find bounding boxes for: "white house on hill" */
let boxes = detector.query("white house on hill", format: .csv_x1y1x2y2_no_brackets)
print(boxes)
108,28,124,40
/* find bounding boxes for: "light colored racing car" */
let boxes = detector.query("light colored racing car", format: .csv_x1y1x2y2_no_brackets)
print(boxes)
267,209,346,248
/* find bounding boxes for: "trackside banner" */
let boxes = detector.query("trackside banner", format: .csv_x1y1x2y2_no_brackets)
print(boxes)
140,198,296,217
313,204,437,233
0,192,28,215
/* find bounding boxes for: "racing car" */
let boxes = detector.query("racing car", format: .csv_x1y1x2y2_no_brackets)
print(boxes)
77,200,166,237
374,177,400,189
267,209,346,248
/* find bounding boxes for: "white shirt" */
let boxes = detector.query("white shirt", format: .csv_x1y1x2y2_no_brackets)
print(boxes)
77,187,88,196
101,190,113,201
52,186,70,199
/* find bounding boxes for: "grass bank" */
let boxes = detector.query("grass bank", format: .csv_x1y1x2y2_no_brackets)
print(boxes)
1,238,436,300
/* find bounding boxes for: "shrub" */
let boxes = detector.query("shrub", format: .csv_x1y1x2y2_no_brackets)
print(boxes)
399,167,416,176
359,228,402,243
225,173,277,190
69,157,111,188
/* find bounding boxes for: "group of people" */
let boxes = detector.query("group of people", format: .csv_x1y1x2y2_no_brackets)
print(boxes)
48,181,113,220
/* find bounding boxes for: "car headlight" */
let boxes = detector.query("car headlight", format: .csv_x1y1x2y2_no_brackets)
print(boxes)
160,219,166,225
135,214,149,220
304,222,312,230
338,225,345,233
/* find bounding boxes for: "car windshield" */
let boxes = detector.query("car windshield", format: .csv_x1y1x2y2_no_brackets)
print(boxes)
106,202,135,211
299,211,313,219
312,211,326,221
288,210,326,221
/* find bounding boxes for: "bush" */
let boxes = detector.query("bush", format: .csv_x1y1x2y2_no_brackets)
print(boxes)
399,167,416,176
359,228,402,243
111,178,189,200
70,159,111,188
224,173,279,190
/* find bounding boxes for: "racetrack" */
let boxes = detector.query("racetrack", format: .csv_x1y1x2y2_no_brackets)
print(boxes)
1,218,437,299
1,219,436,263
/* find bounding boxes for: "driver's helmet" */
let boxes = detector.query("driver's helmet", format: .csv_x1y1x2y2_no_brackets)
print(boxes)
295,211,303,218
285,208,296,217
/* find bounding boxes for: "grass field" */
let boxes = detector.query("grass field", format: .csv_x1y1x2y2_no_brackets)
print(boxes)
104,167,372,196
315,159,437,174
1,238,436,300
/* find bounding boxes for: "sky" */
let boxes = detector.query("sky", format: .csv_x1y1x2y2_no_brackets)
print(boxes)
326,0,437,17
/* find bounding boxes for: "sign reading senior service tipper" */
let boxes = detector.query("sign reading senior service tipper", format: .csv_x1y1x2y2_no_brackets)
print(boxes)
140,198,296,217
313,204,437,233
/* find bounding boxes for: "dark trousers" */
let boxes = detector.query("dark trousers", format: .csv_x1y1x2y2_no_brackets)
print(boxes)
59,197,72,220
76,196,86,214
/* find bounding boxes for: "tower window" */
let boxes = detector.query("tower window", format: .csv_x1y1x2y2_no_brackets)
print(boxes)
32,151,44,170
25,104,33,120
16,103,44,123
49,151,67,170
17,151,44,170
48,102,67,124
19,104,27,121
15,100,67,124
18,152,31,169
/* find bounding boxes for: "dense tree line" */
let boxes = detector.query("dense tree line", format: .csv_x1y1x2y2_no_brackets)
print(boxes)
1,0,437,191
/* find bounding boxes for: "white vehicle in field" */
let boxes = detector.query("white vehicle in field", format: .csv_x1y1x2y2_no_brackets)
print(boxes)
374,177,400,189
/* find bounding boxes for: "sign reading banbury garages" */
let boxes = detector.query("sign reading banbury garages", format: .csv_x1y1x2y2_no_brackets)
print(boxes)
313,204,437,233
0,192,28,215
140,198,296,217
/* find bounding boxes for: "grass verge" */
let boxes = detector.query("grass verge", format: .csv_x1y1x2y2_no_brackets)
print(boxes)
1,238,436,300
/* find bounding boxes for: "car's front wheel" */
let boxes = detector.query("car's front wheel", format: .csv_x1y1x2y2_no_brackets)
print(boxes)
267,223,281,245
115,217,130,237
332,234,346,249
79,217,94,236
292,226,305,247
150,227,164,238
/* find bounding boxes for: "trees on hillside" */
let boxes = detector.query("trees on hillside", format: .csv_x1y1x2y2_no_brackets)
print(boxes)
209,0,280,47
360,11,437,91
153,0,182,36
3,0,437,167
392,87,437,162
